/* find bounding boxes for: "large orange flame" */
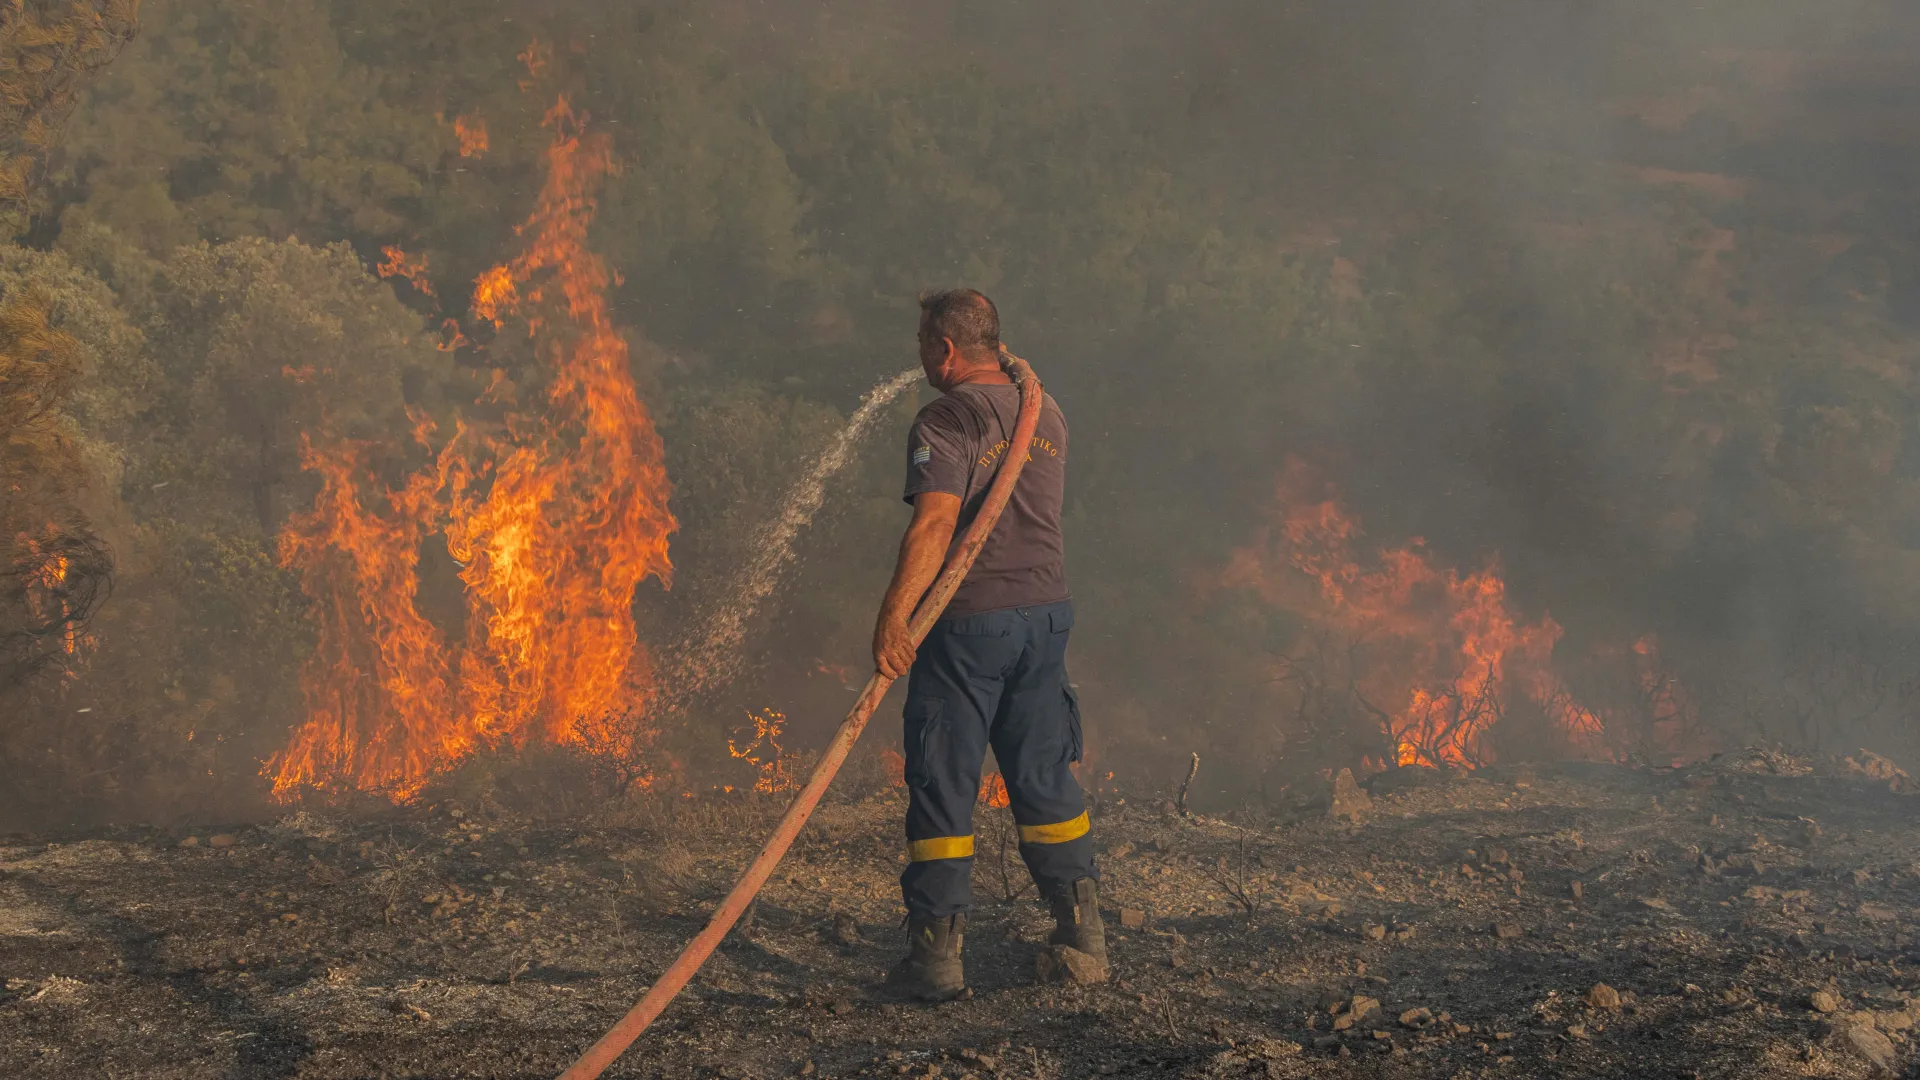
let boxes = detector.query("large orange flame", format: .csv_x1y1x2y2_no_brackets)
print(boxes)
273,437,461,796
445,97,675,752
270,97,675,801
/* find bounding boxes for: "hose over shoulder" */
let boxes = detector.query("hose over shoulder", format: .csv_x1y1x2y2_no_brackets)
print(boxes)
555,352,1046,1080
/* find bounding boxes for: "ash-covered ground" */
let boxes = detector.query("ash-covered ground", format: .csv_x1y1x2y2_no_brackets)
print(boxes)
5,753,1920,1079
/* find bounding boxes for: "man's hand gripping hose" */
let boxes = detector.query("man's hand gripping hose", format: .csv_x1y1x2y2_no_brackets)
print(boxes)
556,349,1044,1080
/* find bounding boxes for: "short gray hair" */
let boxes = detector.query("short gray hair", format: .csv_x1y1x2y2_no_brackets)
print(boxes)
918,288,1000,359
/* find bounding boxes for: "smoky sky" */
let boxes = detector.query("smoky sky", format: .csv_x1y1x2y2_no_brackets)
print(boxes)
722,0,1920,764
707,1,1920,204
22,0,1920,824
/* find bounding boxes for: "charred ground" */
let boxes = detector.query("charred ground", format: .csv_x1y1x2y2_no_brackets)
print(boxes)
5,755,1919,1079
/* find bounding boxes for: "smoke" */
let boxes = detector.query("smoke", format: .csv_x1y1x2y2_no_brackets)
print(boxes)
10,0,1920,822
853,0,1920,784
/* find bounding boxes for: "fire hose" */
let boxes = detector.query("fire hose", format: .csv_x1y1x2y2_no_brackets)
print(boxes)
557,349,1045,1080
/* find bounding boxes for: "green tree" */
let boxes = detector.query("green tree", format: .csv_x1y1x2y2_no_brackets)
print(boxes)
1,231,450,822
0,290,108,687
0,0,140,697
0,0,138,232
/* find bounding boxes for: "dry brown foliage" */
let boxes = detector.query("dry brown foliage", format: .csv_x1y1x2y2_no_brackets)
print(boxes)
0,0,139,229
0,1,139,691
0,288,109,687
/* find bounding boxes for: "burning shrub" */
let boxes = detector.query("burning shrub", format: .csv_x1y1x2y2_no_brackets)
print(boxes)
0,291,110,690
269,98,676,803
729,708,799,795
1213,460,1582,772
1209,460,1705,779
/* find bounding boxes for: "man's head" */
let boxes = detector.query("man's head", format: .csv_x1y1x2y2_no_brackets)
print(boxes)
917,288,1002,391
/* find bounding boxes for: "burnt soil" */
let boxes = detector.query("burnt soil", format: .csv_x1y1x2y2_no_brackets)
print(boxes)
6,755,1920,1079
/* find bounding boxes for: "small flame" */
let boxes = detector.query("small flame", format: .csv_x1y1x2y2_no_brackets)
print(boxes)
516,39,551,90
1607,634,1703,764
453,114,488,158
471,264,519,327
377,245,435,298
24,542,77,656
12,530,95,666
729,707,797,794
436,317,471,354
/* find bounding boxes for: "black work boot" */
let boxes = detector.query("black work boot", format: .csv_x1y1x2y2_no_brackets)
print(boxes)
887,914,968,1001
1048,877,1107,967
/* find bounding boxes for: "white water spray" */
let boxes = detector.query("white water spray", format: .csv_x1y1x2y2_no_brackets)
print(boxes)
660,368,922,710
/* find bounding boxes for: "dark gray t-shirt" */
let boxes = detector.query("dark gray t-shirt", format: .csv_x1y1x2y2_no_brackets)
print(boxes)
903,383,1069,618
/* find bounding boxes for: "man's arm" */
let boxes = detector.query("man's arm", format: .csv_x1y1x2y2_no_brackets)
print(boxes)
872,491,961,678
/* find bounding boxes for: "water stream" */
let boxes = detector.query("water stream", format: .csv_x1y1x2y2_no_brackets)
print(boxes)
657,367,922,715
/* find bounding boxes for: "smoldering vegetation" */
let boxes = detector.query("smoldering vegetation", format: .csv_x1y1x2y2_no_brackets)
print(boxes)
4,0,1920,825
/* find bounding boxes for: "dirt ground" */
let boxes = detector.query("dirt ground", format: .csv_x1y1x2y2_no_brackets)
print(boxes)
5,753,1920,1079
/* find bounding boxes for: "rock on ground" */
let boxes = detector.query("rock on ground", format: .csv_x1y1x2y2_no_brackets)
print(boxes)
1035,944,1107,985
1835,1019,1897,1073
1329,768,1372,820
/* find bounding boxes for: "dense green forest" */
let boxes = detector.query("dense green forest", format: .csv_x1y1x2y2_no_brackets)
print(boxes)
6,0,1920,825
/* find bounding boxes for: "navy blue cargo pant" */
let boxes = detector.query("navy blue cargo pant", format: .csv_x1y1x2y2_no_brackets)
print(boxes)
900,599,1096,919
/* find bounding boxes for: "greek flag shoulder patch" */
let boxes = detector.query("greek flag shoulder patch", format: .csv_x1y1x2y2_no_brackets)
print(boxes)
912,444,932,466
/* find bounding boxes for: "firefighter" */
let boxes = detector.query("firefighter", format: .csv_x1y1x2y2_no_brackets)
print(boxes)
872,288,1102,1001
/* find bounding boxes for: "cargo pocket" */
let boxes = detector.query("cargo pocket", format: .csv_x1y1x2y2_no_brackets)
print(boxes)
1061,680,1083,765
904,697,946,788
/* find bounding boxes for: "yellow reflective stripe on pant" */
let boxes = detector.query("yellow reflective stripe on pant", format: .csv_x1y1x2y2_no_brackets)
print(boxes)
907,835,975,862
899,601,1095,919
1017,810,1089,845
